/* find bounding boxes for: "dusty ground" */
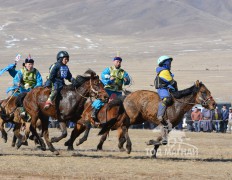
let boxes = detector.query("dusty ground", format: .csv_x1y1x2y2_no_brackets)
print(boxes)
0,128,232,179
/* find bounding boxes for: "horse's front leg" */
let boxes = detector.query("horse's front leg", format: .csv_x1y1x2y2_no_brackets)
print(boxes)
0,119,7,143
64,123,87,150
41,115,59,155
30,116,46,151
51,122,67,143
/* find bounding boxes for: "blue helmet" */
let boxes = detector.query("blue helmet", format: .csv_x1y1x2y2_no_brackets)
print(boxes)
157,55,172,66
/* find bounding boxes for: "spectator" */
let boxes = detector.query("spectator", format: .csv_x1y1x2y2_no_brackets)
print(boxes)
191,107,202,132
212,106,221,133
227,107,232,133
185,109,194,131
220,105,229,133
201,107,213,132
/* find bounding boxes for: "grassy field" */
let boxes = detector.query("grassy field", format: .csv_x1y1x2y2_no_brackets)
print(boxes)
0,128,232,179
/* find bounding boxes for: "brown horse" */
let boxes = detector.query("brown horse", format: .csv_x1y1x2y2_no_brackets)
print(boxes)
22,69,109,155
0,96,33,148
64,97,128,152
99,80,216,158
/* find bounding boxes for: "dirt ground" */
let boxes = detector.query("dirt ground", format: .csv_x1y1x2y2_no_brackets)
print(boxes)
0,128,232,179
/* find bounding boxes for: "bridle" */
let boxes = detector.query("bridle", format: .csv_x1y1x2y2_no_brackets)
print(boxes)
75,78,100,100
170,88,213,107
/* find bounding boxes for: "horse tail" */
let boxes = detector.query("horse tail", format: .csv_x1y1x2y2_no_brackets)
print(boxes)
98,96,126,135
98,118,118,135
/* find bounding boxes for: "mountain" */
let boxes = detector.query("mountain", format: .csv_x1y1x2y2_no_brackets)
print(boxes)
1,0,232,39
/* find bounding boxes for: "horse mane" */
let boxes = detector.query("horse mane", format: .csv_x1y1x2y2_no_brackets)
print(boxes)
171,83,200,99
63,69,97,91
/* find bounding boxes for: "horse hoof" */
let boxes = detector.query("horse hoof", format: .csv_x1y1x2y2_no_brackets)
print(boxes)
64,141,69,146
51,137,58,143
161,140,168,145
22,141,28,146
53,151,59,156
11,143,16,147
41,146,46,151
67,146,74,151
126,148,131,154
97,146,103,151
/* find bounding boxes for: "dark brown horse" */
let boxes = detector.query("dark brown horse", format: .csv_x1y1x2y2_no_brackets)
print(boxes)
99,80,216,158
64,97,128,152
22,69,109,155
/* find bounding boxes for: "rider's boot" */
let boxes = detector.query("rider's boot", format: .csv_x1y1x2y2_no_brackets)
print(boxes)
157,101,167,122
91,108,99,121
19,107,31,122
157,101,169,145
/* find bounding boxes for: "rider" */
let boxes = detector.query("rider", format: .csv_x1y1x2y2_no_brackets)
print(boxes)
44,51,77,110
155,55,178,144
91,56,131,121
13,57,43,121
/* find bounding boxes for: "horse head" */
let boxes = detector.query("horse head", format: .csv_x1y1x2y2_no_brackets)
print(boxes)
194,80,216,110
78,69,109,102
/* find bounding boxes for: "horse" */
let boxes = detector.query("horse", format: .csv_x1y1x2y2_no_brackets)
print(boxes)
0,96,34,148
22,69,109,155
99,80,216,158
64,97,128,152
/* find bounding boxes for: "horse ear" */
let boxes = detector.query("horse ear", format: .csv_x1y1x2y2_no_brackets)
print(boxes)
195,80,200,87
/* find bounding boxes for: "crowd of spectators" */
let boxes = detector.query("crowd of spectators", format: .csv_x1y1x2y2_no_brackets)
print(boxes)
185,104,232,133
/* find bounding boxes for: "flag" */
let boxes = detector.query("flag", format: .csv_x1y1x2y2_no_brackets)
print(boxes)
15,53,21,62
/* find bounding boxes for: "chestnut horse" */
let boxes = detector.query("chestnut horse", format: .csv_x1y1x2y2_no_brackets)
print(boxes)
22,69,109,155
99,80,216,158
64,97,128,152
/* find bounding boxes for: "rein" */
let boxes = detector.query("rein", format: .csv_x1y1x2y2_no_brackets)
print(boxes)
75,78,99,101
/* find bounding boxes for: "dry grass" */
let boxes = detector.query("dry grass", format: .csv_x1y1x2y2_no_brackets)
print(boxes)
0,128,232,179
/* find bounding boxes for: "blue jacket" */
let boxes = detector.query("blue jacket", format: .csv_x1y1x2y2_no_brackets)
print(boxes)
221,109,229,121
13,68,43,93
101,67,130,87
49,61,72,90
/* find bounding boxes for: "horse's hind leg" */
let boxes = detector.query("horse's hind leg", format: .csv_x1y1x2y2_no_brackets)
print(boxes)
64,123,86,151
51,122,67,143
11,134,17,147
117,127,126,152
122,126,132,154
97,132,108,151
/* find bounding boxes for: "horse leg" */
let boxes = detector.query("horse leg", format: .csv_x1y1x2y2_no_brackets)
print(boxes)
122,126,132,154
64,123,86,151
13,123,25,149
117,127,126,152
40,115,59,155
0,121,7,143
51,122,67,143
76,124,89,146
151,144,160,158
97,132,108,151
11,134,17,147
30,116,46,151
